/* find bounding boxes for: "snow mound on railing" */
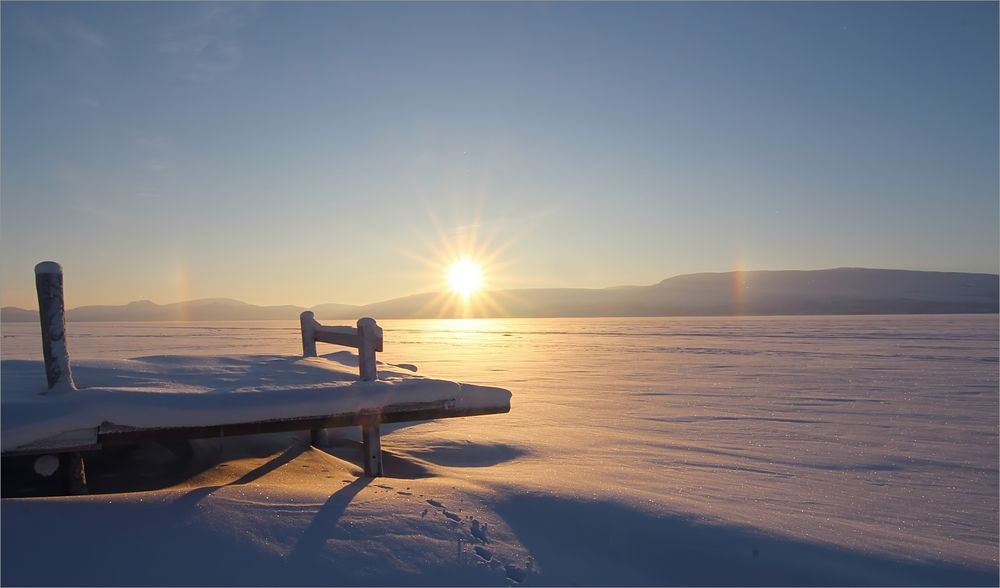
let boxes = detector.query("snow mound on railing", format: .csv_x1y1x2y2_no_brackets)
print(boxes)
1,352,511,450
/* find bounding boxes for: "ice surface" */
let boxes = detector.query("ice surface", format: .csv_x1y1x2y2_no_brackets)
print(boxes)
1,315,996,586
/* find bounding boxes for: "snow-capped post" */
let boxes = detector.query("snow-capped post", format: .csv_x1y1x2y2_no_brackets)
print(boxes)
300,311,318,358
34,262,86,492
300,311,325,444
34,261,76,392
356,317,380,381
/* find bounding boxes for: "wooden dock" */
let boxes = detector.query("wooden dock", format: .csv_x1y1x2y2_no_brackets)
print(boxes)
2,262,511,493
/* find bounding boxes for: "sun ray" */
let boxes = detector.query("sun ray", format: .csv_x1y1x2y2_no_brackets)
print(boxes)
384,199,542,317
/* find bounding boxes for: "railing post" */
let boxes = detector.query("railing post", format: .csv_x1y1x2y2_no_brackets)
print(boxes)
300,311,325,445
356,317,380,381
34,261,76,392
357,317,383,476
300,311,318,358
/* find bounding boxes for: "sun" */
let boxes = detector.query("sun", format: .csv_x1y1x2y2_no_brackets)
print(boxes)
447,258,484,299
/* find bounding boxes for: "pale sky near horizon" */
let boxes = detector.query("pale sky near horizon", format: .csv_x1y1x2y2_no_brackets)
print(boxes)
2,1,997,308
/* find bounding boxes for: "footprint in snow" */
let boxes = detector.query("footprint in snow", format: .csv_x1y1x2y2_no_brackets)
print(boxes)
473,545,493,562
443,510,461,522
427,499,444,508
505,563,528,584
470,519,488,544
397,491,412,496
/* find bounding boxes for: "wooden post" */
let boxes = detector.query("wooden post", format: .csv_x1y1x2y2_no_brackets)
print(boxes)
310,427,327,447
301,311,324,444
62,452,87,495
357,317,379,381
300,314,383,461
362,421,383,477
357,318,382,475
34,261,76,392
300,311,318,358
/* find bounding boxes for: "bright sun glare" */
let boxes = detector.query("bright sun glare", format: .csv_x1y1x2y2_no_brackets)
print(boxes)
447,259,484,298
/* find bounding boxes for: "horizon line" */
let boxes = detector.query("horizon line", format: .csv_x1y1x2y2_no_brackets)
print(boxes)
2,265,998,312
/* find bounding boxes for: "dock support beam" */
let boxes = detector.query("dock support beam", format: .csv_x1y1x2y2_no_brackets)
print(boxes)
62,452,87,495
361,422,383,477
309,428,327,447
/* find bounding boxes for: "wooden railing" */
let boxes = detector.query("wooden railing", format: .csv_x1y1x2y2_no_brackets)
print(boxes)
299,311,383,381
299,311,386,475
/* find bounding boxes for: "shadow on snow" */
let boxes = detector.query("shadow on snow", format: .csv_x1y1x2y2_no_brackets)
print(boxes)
493,493,998,586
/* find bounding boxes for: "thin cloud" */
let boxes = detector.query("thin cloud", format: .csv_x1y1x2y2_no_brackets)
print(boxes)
136,136,170,151
157,5,253,82
8,12,106,49
144,159,174,173
62,18,106,48
446,208,557,236
135,137,175,172
78,97,102,109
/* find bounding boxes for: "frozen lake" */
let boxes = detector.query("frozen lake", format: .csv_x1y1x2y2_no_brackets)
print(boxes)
2,314,997,584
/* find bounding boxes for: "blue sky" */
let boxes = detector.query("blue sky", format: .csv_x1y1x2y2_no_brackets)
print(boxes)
2,2,997,307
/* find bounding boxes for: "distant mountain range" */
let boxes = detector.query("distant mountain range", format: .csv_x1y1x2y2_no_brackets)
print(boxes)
2,268,997,322
0,298,306,323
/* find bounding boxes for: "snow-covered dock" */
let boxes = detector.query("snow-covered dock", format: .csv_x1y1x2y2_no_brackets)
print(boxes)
1,262,511,491
1,353,512,452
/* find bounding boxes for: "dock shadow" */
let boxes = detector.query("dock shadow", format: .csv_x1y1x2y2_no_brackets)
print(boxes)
1,441,213,498
170,444,307,513
2,435,307,498
406,441,530,467
494,494,998,586
286,477,372,571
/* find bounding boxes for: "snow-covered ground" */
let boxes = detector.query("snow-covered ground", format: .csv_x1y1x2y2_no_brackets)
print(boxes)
2,315,997,586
